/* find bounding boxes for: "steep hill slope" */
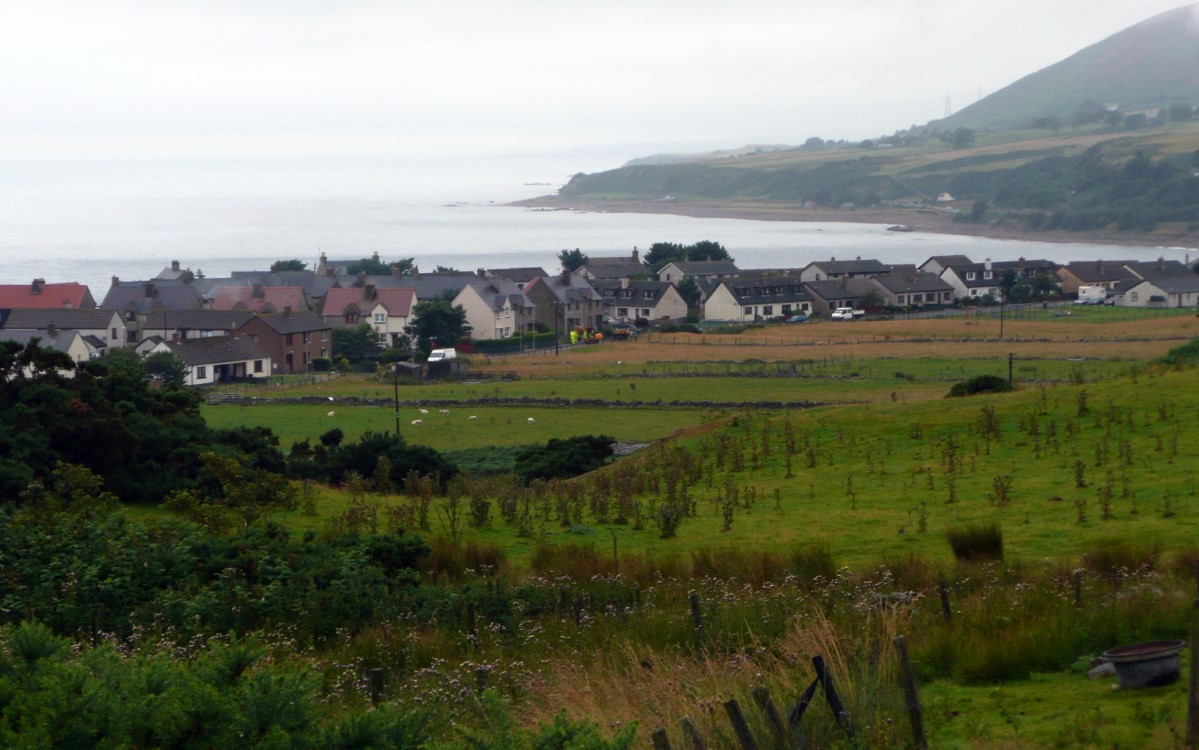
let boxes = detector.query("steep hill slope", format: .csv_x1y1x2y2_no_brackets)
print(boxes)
934,3,1199,132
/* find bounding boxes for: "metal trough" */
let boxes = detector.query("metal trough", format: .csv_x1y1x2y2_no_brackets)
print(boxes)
1101,640,1185,688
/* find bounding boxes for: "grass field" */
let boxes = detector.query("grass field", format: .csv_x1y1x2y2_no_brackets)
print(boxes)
192,311,1199,748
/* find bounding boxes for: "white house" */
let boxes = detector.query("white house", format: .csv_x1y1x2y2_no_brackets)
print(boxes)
149,336,272,386
702,277,812,321
452,278,536,339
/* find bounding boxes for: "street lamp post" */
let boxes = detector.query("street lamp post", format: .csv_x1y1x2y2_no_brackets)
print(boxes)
393,363,401,439
554,301,562,355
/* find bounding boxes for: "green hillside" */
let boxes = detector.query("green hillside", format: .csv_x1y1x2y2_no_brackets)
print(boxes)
934,3,1199,132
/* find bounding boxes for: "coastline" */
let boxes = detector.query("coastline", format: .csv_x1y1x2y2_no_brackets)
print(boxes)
511,196,1199,251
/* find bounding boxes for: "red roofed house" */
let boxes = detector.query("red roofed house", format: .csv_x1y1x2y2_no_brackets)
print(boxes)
209,283,310,314
319,282,415,348
0,279,95,309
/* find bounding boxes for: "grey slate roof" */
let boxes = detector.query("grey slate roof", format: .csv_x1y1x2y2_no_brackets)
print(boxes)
101,280,202,311
1058,261,1136,283
582,263,654,280
803,278,874,301
720,276,810,305
593,279,673,301
486,267,549,283
253,310,330,334
143,309,256,331
666,261,741,274
1133,275,1199,293
0,329,86,353
162,336,271,366
1125,260,1192,280
870,272,955,295
0,308,119,330
805,259,890,276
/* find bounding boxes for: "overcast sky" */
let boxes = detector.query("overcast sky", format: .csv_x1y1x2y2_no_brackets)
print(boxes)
3,1,1193,160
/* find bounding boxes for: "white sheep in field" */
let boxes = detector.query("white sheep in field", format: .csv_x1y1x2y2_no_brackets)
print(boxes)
326,411,336,417
468,415,477,421
419,408,429,415
527,417,536,425
411,419,423,426
439,409,450,416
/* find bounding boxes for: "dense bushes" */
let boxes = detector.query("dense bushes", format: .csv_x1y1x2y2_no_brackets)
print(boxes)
947,374,1013,397
514,435,616,483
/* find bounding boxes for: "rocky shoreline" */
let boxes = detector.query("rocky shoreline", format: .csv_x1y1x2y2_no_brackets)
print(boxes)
512,196,1199,250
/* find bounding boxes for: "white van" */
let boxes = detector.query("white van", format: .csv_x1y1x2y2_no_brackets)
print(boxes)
427,348,457,362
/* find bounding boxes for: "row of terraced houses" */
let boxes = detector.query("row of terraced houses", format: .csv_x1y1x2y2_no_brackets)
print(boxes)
2,250,1197,385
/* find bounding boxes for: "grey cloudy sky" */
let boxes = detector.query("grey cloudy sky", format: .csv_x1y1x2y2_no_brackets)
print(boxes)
2,0,1192,160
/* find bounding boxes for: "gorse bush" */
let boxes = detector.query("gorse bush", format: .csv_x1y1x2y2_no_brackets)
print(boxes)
947,374,1013,397
946,522,1004,562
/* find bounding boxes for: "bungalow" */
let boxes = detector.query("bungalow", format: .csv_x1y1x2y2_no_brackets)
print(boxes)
702,277,812,321
0,328,103,373
592,279,688,323
149,336,272,386
802,278,876,314
799,258,890,283
1055,260,1136,295
237,308,333,374
320,283,415,347
524,273,605,333
1119,275,1199,308
452,278,536,339
868,272,955,308
657,260,741,284
938,260,1005,301
0,308,128,351
0,279,95,310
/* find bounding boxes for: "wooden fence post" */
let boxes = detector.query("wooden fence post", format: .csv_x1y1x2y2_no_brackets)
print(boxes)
812,655,853,738
680,716,709,750
752,687,791,750
893,636,928,750
651,728,672,750
367,668,384,707
689,591,705,651
938,579,953,623
723,699,759,750
1187,598,1199,749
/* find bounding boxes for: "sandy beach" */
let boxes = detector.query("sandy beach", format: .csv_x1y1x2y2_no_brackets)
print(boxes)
513,196,1199,250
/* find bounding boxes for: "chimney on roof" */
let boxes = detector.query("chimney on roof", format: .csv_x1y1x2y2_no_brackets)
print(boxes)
171,260,180,272
632,247,639,263
1158,256,1165,271
371,251,380,264
856,255,861,261
144,282,155,299
1097,260,1104,274
477,268,486,278
31,279,43,294
356,271,367,287
364,282,376,300
46,322,57,337
560,268,571,284
620,277,630,289
840,276,848,289
111,276,120,287
252,282,264,299
984,259,992,271
283,305,292,317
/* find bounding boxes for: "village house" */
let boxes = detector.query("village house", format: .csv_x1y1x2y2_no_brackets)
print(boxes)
574,251,652,282
1055,260,1136,294
149,335,272,386
0,308,128,352
452,278,536,339
320,283,415,347
591,279,688,323
102,279,204,343
702,276,812,321
867,271,956,308
917,255,974,277
0,280,95,310
1120,274,1199,308
210,283,310,314
657,260,741,284
481,268,550,291
523,272,605,333
798,258,890,283
0,328,103,372
237,308,332,374
141,309,256,343
802,278,876,313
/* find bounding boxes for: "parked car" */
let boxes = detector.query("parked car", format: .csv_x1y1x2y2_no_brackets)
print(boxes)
787,313,809,323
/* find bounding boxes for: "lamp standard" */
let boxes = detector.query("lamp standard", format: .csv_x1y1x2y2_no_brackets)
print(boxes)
554,300,563,355
393,363,401,438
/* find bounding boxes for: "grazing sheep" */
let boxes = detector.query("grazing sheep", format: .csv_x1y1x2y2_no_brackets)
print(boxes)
326,411,336,417
439,409,450,416
328,396,334,401
468,415,478,420
419,409,429,415
411,419,423,426
527,417,536,424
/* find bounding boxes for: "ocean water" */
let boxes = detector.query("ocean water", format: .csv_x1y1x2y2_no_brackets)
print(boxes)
1,156,1194,297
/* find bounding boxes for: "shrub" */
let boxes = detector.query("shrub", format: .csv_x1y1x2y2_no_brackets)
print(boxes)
946,522,1004,562
788,543,838,585
1082,538,1161,579
947,375,1013,398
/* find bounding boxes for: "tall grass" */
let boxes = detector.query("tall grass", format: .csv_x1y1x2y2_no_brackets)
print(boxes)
945,522,1003,562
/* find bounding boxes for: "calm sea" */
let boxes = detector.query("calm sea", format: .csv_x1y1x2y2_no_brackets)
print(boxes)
1,156,1194,296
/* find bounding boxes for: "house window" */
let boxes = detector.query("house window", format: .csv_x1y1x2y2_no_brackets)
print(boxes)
373,313,386,324
196,365,206,379
345,313,358,324
782,304,791,314
897,295,905,304
983,271,993,280
617,307,629,317
744,306,753,315
763,306,773,315
111,327,118,340
970,289,978,296
1131,292,1139,302
966,272,976,280
285,333,294,345
913,293,923,303
254,360,263,373
320,348,327,358
321,330,328,341
303,332,311,344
